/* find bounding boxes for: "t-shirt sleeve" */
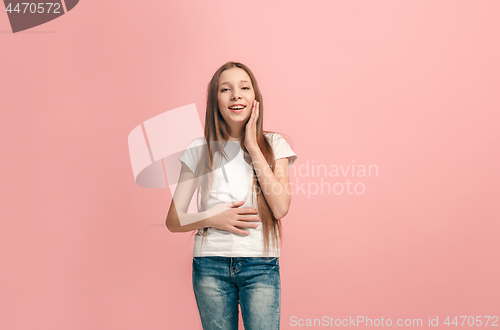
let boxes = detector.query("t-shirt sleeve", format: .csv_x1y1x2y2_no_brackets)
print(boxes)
269,133,298,167
178,138,204,173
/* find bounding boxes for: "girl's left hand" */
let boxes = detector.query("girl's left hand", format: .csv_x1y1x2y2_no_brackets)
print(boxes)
244,100,260,151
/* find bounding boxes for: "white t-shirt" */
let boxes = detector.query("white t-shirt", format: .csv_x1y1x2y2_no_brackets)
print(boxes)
178,132,297,257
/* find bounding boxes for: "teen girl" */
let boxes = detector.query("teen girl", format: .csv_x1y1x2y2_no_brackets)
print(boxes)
166,62,297,330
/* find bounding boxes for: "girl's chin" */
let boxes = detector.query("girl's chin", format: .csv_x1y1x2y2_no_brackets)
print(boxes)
228,111,248,118
228,114,250,121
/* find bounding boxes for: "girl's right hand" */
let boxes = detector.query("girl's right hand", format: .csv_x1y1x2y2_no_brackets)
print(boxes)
207,201,260,235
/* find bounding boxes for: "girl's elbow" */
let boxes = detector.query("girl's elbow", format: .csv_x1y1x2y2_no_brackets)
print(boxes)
273,205,290,220
165,217,179,233
276,196,292,219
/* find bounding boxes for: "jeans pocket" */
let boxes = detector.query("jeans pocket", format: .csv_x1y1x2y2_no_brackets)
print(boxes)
245,257,280,272
263,257,279,264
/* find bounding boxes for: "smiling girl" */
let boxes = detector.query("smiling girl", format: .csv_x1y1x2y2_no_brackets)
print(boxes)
166,62,297,330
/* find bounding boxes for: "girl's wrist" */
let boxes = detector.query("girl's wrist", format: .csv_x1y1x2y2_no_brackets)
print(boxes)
246,144,260,154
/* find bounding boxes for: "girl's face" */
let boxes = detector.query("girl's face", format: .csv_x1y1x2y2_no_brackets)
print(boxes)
217,67,256,129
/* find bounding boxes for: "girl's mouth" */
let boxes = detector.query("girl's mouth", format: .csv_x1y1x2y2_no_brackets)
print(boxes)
228,105,246,113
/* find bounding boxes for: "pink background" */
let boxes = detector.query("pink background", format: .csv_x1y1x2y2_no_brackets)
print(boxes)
1,1,499,329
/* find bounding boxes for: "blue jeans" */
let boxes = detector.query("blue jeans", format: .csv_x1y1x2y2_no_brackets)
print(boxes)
192,257,281,330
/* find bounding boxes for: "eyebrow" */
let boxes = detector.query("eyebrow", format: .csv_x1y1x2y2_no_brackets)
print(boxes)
220,80,250,86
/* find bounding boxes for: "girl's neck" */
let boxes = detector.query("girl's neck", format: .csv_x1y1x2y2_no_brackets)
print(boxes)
226,128,244,141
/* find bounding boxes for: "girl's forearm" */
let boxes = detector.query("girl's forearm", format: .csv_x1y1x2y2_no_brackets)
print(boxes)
247,146,290,219
166,203,215,233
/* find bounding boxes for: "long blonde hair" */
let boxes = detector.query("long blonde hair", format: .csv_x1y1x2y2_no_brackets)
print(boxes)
192,62,283,258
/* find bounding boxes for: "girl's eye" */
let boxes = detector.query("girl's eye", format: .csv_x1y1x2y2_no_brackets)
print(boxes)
220,87,250,92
